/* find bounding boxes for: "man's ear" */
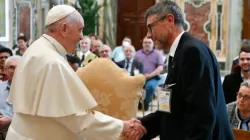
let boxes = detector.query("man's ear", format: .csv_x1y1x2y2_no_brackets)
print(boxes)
59,23,68,37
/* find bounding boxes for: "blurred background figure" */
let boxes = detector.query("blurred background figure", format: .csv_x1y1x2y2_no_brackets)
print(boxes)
112,36,131,63
67,55,81,72
91,39,103,57
0,46,13,82
117,45,143,76
89,33,98,42
0,55,22,140
75,36,98,67
13,35,28,56
99,44,112,59
223,43,250,104
134,37,163,111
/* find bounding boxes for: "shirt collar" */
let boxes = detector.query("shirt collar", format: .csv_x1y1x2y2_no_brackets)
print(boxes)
84,50,91,56
126,58,133,63
42,34,68,58
169,31,185,57
241,72,250,81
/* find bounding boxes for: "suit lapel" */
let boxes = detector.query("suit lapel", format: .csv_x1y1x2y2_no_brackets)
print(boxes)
131,61,137,76
165,32,189,84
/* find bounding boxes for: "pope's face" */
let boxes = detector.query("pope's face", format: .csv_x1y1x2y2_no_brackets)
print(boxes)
66,12,84,54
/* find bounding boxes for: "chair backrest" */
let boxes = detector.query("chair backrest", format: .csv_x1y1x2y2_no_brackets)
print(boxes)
233,129,250,140
76,58,145,120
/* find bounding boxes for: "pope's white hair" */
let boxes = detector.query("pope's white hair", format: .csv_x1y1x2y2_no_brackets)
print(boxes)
5,55,22,67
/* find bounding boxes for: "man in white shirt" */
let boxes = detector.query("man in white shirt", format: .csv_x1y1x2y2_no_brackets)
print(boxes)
6,5,146,140
76,36,97,67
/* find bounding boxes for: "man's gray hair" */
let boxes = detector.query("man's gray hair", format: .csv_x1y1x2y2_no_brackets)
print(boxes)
241,80,250,88
99,44,112,53
124,45,136,53
5,55,22,67
145,0,184,26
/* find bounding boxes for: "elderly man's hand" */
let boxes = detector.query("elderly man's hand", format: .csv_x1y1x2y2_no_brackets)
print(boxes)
123,118,147,140
0,115,11,128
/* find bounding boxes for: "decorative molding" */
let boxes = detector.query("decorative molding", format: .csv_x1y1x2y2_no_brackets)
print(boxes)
0,0,10,42
185,0,210,8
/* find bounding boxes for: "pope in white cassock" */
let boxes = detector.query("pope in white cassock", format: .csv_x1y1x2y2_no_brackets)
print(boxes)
5,5,146,140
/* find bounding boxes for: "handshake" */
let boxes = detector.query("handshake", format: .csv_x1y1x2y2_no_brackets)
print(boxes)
122,118,147,140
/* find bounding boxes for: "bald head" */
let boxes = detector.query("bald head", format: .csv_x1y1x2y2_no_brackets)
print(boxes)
99,45,112,59
44,6,84,55
124,45,136,60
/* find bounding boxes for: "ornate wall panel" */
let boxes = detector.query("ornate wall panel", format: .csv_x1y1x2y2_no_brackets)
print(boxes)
177,0,228,70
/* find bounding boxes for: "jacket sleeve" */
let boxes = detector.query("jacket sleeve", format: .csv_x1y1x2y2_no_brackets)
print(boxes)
140,111,162,140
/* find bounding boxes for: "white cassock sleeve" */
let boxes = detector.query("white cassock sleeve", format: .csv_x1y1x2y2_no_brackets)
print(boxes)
54,110,124,140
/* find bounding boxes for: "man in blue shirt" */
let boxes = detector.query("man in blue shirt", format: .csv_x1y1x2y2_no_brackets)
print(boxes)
0,55,21,140
112,37,131,62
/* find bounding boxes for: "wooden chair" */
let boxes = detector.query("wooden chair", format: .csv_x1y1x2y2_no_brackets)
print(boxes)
233,129,250,140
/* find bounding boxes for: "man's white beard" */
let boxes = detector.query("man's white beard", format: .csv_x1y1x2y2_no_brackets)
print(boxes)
81,48,89,53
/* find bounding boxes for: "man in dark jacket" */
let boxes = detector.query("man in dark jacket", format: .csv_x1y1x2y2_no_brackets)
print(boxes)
138,1,234,140
117,45,144,76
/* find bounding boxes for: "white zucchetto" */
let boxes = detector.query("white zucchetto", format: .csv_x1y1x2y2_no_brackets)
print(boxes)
45,5,76,26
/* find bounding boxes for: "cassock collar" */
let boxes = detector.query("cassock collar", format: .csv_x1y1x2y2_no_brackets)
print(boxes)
42,34,68,58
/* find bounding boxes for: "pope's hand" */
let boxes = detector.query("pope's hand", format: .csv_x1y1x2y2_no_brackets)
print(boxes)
123,118,147,140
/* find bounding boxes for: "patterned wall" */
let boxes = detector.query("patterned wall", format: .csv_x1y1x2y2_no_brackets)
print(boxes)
177,0,228,70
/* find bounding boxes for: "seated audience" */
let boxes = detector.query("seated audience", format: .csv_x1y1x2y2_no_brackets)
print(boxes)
117,45,143,76
223,43,250,104
0,55,21,139
227,80,250,131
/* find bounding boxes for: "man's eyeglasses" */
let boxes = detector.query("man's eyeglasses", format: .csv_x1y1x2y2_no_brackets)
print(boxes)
147,15,167,33
100,50,110,54
237,92,250,101
0,56,8,59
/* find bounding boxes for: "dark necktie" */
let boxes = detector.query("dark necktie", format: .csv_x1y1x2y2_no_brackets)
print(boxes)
125,61,130,70
168,56,173,73
81,54,85,63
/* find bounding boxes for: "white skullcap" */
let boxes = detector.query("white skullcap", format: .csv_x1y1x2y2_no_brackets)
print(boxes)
45,5,76,26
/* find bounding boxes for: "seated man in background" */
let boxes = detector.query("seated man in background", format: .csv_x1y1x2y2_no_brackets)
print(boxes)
0,46,13,82
91,39,103,57
0,55,21,139
227,80,250,131
99,45,112,59
75,36,98,67
67,55,80,72
112,36,131,63
223,43,250,104
117,45,143,76
134,37,163,111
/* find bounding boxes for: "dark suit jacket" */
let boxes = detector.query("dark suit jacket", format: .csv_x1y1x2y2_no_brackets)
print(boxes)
140,33,234,140
117,59,144,76
223,71,243,104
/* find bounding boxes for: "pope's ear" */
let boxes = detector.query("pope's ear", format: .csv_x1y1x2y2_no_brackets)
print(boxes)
59,23,68,37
